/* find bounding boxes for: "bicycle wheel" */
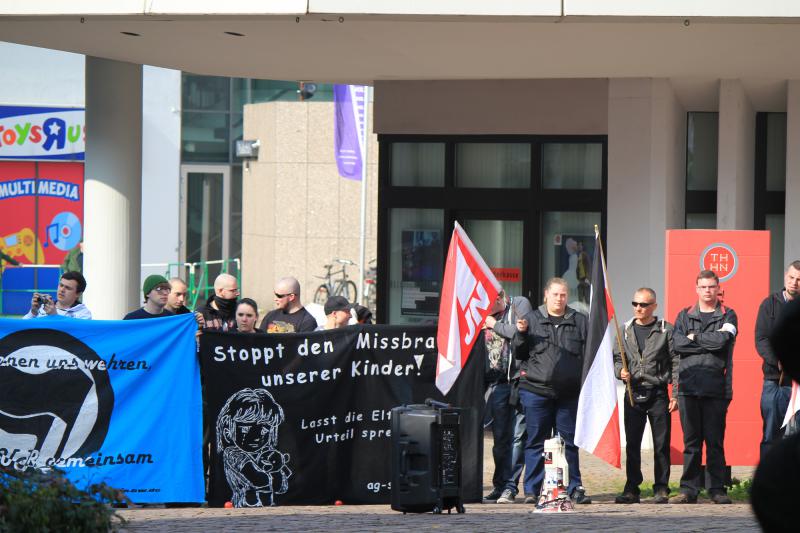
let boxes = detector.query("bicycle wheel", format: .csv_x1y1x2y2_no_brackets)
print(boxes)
313,285,329,305
340,280,357,303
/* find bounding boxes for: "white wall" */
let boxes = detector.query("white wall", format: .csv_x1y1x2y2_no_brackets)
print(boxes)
0,42,84,106
140,66,182,283
786,81,800,265
717,79,755,230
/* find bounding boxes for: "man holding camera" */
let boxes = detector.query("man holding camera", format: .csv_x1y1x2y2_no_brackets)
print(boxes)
23,271,92,319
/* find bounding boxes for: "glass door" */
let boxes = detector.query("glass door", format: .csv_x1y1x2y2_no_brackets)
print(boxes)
180,165,231,275
461,218,524,300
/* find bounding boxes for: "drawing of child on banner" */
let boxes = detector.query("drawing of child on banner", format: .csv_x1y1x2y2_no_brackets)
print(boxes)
216,388,292,507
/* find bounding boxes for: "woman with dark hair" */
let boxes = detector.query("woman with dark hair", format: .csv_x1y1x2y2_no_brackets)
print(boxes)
236,298,261,333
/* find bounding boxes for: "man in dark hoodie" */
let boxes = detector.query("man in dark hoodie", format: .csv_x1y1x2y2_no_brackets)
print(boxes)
198,273,239,331
512,277,590,505
755,260,800,459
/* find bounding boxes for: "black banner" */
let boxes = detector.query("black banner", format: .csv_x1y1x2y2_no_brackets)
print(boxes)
199,325,484,507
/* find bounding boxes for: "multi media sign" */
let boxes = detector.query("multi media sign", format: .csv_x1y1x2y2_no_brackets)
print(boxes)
0,106,85,160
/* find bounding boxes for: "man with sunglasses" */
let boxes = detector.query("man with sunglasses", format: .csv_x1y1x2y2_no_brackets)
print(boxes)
613,288,679,505
197,273,240,331
669,270,738,505
260,276,317,333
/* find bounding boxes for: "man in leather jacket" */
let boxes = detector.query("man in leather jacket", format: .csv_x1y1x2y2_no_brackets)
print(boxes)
613,287,679,504
512,277,591,505
669,270,737,505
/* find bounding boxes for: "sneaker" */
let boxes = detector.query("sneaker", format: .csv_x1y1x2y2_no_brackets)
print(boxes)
523,494,538,504
653,490,669,504
710,492,732,504
668,492,697,504
571,486,592,504
484,488,503,501
496,489,516,504
614,492,640,504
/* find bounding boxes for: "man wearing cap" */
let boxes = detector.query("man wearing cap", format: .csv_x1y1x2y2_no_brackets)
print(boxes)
124,275,174,320
260,276,318,333
316,296,352,331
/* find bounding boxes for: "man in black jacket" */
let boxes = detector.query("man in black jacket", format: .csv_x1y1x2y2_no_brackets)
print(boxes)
755,260,800,459
512,277,590,505
669,270,737,505
613,288,679,504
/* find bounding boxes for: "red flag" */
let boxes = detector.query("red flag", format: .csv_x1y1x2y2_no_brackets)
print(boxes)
574,230,621,468
436,222,501,395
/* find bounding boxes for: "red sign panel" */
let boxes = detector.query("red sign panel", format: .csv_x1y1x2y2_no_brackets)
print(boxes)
0,161,84,266
665,230,769,466
490,267,521,283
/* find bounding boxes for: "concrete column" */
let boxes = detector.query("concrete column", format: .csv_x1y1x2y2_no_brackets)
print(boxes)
140,66,181,284
83,57,142,319
608,78,685,312
607,78,685,451
717,80,755,230
786,81,800,263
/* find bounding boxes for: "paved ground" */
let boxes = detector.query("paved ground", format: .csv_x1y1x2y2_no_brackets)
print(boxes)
117,436,760,532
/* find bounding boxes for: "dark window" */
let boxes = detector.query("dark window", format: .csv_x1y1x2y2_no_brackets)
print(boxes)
685,112,718,228
755,112,787,292
377,135,607,324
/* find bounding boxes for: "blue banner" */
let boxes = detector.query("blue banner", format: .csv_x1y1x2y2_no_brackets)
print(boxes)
0,314,203,503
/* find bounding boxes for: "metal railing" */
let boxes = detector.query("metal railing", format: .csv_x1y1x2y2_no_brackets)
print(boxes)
0,264,63,317
1,258,241,317
141,258,241,310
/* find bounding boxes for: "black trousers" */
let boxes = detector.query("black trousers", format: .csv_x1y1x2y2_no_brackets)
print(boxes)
623,387,671,495
678,395,730,496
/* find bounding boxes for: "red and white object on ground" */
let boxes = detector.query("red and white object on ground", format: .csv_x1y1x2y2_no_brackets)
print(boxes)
534,435,574,513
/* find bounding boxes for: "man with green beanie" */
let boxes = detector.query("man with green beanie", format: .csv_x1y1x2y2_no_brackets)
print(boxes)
124,274,175,320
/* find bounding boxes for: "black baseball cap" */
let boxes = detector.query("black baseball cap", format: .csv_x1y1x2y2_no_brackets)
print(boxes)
324,296,351,315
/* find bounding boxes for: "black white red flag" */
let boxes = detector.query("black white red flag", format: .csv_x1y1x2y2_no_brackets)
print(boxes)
436,222,501,395
574,231,621,468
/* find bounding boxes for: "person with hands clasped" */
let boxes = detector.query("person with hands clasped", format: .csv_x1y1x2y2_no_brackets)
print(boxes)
613,288,679,505
669,270,737,505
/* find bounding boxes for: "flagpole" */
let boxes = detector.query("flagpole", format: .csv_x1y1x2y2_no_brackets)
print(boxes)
595,225,634,407
358,86,370,306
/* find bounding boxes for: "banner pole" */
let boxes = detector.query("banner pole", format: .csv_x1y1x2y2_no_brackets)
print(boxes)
595,225,634,407
358,86,370,306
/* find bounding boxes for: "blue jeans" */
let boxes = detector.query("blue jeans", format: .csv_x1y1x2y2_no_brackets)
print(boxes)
486,382,515,491
518,389,582,497
503,406,526,495
760,379,792,460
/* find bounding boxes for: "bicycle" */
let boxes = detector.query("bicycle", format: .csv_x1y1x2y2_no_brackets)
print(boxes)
313,259,358,304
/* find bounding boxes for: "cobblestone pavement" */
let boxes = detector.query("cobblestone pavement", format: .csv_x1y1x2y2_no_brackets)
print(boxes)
117,436,760,532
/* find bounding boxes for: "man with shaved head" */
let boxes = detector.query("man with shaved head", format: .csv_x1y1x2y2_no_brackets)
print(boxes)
166,277,192,315
259,276,317,333
197,273,239,331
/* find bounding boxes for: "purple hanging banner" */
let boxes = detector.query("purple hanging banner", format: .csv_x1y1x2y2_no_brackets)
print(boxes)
334,85,366,180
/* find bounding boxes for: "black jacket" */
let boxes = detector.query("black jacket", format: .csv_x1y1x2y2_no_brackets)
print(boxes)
512,305,587,400
755,291,788,383
613,317,679,393
197,295,237,332
673,303,738,399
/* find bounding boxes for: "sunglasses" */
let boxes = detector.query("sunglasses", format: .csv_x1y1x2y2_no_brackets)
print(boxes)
631,301,654,308
274,292,294,299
